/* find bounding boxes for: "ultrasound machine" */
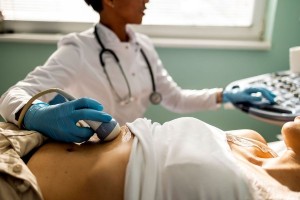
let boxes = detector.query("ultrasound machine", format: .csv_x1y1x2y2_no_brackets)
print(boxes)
225,70,300,126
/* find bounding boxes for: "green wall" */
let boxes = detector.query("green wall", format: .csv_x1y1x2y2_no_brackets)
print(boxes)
1,1,300,141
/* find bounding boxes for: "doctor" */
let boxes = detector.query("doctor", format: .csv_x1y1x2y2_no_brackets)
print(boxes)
0,0,275,143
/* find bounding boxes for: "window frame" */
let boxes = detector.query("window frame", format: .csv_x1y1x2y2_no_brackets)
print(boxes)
133,0,267,41
0,0,269,49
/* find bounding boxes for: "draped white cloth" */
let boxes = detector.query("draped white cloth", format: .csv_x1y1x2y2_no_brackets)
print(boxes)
124,117,253,200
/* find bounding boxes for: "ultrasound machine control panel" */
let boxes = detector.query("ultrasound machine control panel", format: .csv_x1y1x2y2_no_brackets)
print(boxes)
225,70,300,125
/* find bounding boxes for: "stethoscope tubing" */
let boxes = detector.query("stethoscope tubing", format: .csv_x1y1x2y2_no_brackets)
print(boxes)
140,48,156,92
94,25,161,105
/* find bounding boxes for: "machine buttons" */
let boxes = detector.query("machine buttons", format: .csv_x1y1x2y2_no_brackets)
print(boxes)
225,70,300,124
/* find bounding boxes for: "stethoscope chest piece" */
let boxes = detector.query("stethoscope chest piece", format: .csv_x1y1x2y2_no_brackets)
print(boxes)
150,91,162,105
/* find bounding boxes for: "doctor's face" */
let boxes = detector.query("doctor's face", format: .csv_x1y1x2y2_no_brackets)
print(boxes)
113,0,149,24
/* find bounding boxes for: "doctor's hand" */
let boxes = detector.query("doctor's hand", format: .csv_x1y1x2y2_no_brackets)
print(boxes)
48,94,67,105
222,86,276,104
23,98,112,143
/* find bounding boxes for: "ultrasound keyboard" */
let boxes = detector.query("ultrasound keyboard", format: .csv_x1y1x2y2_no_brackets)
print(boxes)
225,70,300,125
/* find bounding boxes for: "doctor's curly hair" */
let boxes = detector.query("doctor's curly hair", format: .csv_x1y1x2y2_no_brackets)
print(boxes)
85,0,103,12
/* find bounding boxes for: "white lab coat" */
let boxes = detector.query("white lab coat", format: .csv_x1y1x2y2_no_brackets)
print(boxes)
0,23,220,126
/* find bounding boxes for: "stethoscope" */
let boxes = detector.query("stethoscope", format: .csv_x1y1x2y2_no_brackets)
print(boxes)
94,25,162,105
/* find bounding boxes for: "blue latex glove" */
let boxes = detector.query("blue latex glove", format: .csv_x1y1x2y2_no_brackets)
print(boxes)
48,94,67,105
223,86,276,104
23,98,112,143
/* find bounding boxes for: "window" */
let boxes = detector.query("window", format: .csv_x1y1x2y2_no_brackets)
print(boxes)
0,0,267,48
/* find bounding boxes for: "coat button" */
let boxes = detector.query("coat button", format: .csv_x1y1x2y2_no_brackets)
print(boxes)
12,164,22,173
16,180,30,192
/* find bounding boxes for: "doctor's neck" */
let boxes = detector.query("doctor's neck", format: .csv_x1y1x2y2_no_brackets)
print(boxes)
100,18,129,42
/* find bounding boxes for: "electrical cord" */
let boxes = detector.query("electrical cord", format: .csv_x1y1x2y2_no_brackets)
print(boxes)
17,88,68,128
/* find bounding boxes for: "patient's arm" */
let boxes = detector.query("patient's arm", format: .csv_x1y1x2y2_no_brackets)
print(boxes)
263,116,300,191
281,116,300,154
225,129,267,144
27,126,133,200
227,119,300,192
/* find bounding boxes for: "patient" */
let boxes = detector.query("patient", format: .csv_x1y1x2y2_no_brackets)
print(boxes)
1,117,300,200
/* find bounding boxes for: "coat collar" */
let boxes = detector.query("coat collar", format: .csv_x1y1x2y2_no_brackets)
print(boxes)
95,23,138,46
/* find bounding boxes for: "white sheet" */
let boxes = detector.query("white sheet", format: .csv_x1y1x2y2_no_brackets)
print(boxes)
124,117,253,200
